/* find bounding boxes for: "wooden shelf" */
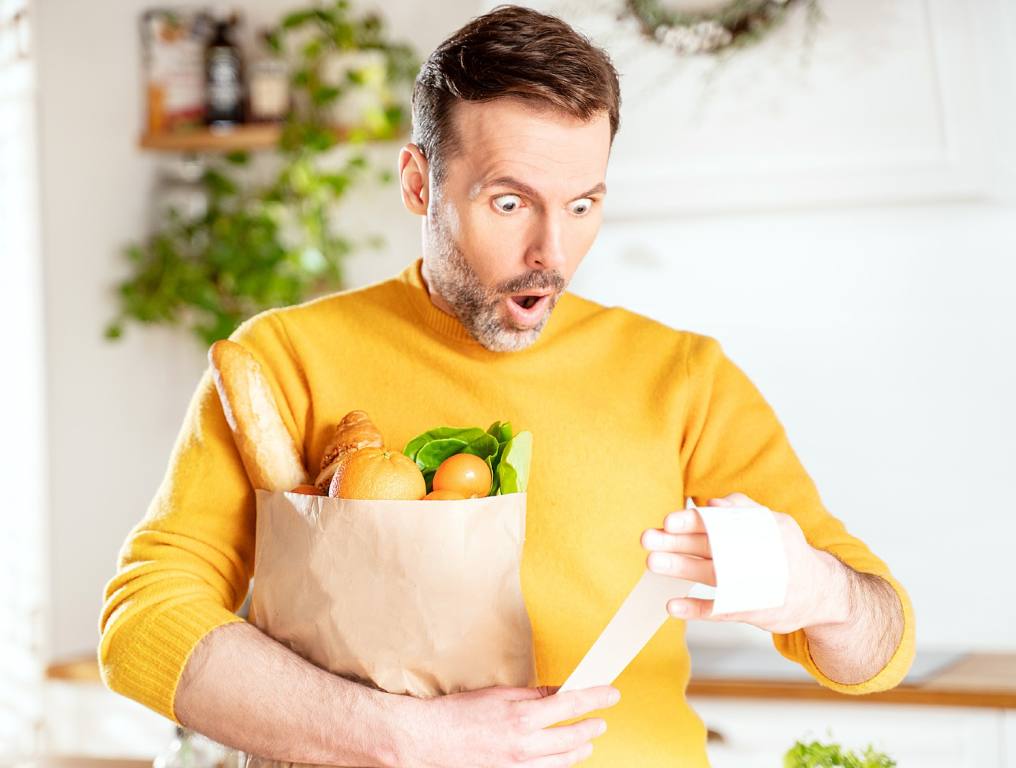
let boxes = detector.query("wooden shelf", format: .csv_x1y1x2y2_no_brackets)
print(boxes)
46,655,104,683
139,124,284,153
139,125,407,154
33,758,154,768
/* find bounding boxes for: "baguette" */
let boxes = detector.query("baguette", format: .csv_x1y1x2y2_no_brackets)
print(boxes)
209,339,308,492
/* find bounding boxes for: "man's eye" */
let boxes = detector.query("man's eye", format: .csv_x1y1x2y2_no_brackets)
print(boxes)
569,198,594,216
492,194,523,214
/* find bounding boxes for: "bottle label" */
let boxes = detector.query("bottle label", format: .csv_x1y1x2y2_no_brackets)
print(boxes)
208,48,241,112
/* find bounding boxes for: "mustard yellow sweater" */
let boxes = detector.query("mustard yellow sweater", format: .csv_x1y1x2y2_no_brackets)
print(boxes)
100,258,915,766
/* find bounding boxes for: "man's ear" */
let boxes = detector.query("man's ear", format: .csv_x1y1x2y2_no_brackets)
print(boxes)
398,143,430,215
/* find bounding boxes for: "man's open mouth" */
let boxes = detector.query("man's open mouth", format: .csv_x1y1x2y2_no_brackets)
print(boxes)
511,295,543,309
505,292,553,327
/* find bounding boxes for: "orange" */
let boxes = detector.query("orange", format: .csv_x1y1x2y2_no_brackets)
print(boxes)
423,489,468,501
433,453,492,498
290,483,324,496
330,447,426,500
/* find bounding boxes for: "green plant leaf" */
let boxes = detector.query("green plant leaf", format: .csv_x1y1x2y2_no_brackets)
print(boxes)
281,9,314,29
107,1,417,347
311,85,341,105
302,38,323,59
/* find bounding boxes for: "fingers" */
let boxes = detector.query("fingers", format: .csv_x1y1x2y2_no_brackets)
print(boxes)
666,597,715,619
665,596,748,621
661,493,762,534
523,741,595,767
517,686,620,731
707,493,761,507
489,686,547,700
641,529,712,558
663,508,707,534
519,719,606,765
646,552,716,585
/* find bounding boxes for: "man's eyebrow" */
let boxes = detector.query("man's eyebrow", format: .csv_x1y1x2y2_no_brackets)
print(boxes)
471,176,607,201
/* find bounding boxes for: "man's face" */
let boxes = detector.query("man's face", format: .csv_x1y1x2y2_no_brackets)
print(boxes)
414,98,611,352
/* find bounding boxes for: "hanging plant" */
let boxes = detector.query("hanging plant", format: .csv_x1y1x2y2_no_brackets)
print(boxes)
106,1,418,347
622,0,821,56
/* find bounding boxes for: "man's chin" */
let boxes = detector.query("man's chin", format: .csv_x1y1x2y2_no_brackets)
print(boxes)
460,295,557,352
475,326,542,353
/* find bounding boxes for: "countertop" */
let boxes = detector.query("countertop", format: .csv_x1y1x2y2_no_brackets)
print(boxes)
49,650,1016,709
688,648,1016,708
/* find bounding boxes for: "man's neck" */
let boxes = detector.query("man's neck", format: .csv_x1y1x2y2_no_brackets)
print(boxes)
419,258,457,318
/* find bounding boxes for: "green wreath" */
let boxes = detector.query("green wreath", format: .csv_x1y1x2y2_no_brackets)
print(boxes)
622,0,820,55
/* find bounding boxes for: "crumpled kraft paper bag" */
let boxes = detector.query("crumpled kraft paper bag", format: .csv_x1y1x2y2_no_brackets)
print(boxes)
241,488,535,768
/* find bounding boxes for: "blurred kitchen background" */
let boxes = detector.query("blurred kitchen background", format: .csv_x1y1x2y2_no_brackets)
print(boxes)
1,0,1014,766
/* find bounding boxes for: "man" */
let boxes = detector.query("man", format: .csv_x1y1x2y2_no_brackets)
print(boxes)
100,6,914,766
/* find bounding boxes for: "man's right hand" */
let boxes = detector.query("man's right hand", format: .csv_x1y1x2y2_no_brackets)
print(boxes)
390,684,620,767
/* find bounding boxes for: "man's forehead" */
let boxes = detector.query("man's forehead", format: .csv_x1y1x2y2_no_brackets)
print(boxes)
449,98,610,192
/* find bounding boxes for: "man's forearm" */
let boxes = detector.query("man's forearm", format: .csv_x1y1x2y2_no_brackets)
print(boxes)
803,554,905,685
175,621,407,766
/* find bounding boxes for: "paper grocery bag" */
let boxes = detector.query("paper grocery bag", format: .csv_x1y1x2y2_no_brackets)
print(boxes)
241,489,535,768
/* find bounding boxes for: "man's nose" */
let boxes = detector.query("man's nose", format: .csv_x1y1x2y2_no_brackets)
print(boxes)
525,212,567,273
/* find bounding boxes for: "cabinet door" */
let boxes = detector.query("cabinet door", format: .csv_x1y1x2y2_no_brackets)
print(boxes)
43,681,171,757
1004,710,1016,768
689,697,1004,768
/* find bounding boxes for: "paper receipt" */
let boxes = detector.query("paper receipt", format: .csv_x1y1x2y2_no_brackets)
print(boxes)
558,570,694,692
695,503,788,615
558,500,788,691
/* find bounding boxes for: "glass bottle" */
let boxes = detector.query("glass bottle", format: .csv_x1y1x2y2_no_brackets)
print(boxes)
153,726,226,768
205,12,244,128
249,30,289,123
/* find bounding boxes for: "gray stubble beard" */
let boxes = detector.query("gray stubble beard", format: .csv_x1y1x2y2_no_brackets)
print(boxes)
426,206,565,353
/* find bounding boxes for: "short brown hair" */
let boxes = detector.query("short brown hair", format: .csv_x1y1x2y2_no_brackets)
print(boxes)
412,5,621,182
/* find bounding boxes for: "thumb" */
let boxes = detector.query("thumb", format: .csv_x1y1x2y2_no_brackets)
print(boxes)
710,493,760,507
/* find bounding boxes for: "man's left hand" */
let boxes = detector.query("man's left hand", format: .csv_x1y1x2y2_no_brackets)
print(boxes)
640,493,852,634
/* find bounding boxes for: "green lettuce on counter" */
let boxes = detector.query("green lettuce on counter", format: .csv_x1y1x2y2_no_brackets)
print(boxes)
784,739,895,768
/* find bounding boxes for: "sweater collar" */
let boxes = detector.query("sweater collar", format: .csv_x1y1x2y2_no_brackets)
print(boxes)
397,257,566,352
398,258,476,344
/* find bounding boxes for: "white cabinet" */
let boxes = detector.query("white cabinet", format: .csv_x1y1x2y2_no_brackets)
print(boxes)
1004,710,1016,767
43,681,171,758
689,697,1006,768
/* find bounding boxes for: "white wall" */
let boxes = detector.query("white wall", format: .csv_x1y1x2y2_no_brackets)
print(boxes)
558,0,1016,651
573,202,1016,651
34,0,1016,663
0,0,47,750
32,0,466,662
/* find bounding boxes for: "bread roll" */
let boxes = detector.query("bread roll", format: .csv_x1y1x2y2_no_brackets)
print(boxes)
315,410,384,492
209,339,308,492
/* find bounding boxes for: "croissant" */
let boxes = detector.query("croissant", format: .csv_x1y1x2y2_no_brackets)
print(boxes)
315,410,384,492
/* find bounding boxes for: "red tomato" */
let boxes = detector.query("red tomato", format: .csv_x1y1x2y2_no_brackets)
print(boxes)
432,453,492,498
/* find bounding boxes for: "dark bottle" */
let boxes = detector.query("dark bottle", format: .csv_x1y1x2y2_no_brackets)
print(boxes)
204,13,244,127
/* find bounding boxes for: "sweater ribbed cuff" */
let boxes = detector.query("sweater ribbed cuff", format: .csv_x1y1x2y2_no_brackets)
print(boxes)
772,572,916,695
109,601,244,723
